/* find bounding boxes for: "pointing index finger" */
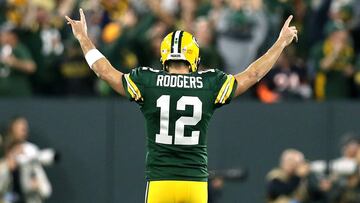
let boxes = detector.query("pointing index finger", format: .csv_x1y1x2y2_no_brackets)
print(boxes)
283,15,293,28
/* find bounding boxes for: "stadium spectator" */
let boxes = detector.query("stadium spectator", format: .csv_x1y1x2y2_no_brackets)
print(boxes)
2,116,52,203
0,24,36,96
142,21,170,69
0,0,359,99
95,5,148,96
257,48,312,103
27,2,64,95
265,0,314,60
196,0,225,26
146,0,176,27
329,0,355,25
355,55,360,96
177,0,200,33
99,5,140,72
58,38,95,96
330,133,360,179
331,173,360,203
351,2,360,54
216,0,268,74
194,17,223,70
312,21,355,100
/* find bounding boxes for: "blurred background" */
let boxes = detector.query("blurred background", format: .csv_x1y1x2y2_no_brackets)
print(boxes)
0,0,360,202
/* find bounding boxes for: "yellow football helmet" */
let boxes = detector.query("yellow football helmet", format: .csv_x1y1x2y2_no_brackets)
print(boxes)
160,30,200,72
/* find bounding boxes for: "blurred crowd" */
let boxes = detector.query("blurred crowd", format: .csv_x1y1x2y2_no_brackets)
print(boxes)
266,133,360,203
0,0,360,100
0,117,55,203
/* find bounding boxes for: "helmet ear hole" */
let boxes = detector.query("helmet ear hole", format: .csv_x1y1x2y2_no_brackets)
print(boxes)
160,58,166,71
192,57,200,72
163,60,169,71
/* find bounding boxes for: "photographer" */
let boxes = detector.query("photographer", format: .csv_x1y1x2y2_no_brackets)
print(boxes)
266,149,332,203
327,134,360,203
2,116,51,203
0,143,22,203
266,149,310,203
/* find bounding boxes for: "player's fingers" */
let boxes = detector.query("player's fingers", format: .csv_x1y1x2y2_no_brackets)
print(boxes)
79,8,86,23
289,26,296,30
65,16,74,25
283,15,293,28
294,33,298,43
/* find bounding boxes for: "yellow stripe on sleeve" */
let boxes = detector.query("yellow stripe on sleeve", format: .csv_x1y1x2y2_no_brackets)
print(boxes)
124,74,143,101
221,76,235,104
124,74,135,98
215,75,231,104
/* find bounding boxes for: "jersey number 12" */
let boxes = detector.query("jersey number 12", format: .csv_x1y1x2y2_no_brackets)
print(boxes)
156,95,202,145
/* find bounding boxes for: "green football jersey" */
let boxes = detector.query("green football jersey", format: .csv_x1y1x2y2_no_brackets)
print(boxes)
122,67,237,181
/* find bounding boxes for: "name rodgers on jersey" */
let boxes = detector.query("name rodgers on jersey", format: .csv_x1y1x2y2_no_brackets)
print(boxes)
156,75,203,89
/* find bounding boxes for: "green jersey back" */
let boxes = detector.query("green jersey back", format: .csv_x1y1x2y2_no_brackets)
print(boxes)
122,67,237,181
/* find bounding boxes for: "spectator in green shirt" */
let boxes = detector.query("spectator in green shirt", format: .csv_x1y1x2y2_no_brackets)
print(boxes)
312,21,355,100
0,24,36,96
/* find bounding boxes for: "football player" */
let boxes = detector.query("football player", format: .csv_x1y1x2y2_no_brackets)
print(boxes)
65,9,297,203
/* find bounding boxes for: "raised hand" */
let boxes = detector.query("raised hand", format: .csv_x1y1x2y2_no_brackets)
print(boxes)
65,8,88,40
278,15,298,47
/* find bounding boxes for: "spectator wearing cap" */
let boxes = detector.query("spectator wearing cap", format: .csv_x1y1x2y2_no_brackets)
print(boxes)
0,24,36,96
311,21,355,100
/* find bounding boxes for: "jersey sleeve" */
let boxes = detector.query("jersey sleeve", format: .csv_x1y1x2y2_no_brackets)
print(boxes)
213,69,237,107
121,67,145,103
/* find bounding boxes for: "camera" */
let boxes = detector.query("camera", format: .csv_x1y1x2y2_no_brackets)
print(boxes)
310,159,358,176
16,143,59,166
209,168,248,181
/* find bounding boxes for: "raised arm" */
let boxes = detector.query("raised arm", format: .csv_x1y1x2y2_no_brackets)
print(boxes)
65,9,126,96
233,15,298,97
